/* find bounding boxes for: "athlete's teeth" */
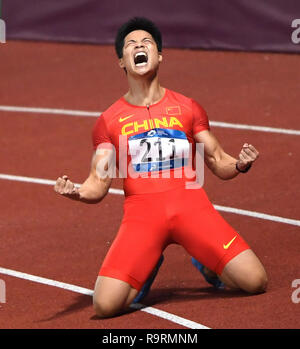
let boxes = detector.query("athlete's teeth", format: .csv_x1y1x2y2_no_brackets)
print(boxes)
135,52,147,58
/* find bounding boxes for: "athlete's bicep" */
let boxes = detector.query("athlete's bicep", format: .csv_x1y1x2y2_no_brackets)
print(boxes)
194,130,225,167
80,148,114,200
90,148,114,186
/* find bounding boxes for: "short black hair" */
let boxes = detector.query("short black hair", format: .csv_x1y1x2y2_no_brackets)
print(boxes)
115,17,162,58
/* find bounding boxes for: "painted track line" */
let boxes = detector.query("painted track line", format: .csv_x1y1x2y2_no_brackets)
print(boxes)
0,105,100,117
213,205,300,227
1,105,300,136
0,173,299,227
209,121,300,136
0,266,209,329
0,173,124,195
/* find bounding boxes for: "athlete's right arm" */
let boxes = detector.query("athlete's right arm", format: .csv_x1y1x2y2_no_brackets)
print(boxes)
54,149,114,204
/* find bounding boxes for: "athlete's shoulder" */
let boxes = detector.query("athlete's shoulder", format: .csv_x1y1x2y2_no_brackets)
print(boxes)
166,89,209,132
96,96,132,131
166,89,203,112
166,89,193,105
168,89,207,112
99,97,124,120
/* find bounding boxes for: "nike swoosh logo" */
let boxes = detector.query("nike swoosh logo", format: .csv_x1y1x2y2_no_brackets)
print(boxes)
119,114,134,122
223,236,237,249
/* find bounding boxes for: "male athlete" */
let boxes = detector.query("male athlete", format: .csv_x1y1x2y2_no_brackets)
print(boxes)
54,17,268,318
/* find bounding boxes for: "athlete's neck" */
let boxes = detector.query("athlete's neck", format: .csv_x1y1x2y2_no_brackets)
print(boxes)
124,75,165,107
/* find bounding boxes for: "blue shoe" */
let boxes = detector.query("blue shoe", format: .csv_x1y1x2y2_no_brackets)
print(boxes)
133,255,164,304
191,257,225,289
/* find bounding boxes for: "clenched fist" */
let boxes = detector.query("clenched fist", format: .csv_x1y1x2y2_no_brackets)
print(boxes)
236,143,259,172
54,175,79,196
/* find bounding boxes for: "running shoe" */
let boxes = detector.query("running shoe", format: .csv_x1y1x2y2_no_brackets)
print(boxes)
132,255,164,304
191,257,225,289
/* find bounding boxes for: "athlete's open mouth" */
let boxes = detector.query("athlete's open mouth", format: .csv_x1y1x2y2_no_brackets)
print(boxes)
134,52,148,66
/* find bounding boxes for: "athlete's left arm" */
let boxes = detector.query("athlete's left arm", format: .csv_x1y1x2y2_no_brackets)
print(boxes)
194,130,259,180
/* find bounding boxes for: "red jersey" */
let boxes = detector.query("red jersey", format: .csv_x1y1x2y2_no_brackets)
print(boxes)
92,88,210,196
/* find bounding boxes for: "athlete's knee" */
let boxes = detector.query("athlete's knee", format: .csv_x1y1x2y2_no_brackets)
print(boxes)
93,276,136,318
222,250,268,294
93,302,115,318
93,297,123,318
242,269,268,294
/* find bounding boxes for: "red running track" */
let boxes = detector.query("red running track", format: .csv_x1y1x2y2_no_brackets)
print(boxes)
0,41,299,329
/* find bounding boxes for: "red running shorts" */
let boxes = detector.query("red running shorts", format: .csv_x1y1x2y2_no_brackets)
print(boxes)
99,186,250,291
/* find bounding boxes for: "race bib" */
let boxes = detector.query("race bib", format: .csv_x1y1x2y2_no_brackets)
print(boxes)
128,128,189,172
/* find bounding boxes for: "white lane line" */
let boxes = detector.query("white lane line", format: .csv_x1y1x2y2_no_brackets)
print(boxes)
0,267,93,296
0,173,299,227
0,266,209,329
0,105,100,117
1,105,300,136
0,173,124,195
214,205,300,227
209,121,300,136
131,303,209,329
0,174,56,186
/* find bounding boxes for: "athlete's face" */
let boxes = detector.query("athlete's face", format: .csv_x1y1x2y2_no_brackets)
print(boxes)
119,30,162,76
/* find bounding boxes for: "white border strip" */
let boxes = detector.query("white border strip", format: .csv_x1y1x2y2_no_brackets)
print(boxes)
1,105,300,136
0,266,209,329
0,173,299,227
